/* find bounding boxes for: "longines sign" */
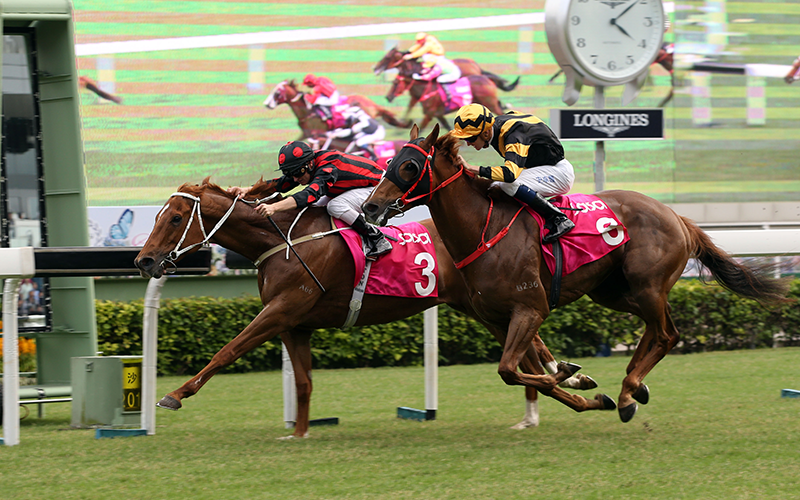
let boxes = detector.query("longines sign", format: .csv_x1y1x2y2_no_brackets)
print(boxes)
549,108,664,141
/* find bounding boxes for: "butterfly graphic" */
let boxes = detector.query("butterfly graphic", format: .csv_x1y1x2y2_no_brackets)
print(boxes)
103,209,133,246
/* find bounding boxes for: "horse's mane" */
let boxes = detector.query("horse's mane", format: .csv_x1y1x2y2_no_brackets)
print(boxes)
177,177,231,198
176,177,282,202
435,132,505,199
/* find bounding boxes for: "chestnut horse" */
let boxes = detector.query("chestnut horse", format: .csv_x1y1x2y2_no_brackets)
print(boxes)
387,72,505,131
362,124,791,422
134,179,600,438
264,79,409,137
377,50,507,130
374,46,520,121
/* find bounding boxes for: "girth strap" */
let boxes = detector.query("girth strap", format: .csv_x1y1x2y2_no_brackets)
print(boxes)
341,259,373,329
549,239,563,310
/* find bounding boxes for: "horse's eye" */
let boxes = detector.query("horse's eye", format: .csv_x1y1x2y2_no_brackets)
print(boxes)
386,158,392,166
171,215,182,225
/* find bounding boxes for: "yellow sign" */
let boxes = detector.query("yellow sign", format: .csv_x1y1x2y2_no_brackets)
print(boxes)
122,358,142,412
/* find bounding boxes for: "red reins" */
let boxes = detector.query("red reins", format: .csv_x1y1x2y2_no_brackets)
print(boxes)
453,199,525,269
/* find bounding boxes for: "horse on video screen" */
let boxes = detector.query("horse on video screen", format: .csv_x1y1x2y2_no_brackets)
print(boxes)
362,124,791,423
134,179,601,438
374,46,520,92
264,79,409,137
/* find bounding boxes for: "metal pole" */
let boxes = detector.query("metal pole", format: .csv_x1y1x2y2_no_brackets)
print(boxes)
424,306,438,420
141,276,166,436
2,278,22,446
593,86,606,193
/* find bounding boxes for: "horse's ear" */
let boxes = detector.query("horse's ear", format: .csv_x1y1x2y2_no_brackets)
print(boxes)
410,124,419,141
422,123,440,150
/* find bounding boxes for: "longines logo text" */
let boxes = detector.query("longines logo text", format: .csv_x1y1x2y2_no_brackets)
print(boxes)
572,113,650,127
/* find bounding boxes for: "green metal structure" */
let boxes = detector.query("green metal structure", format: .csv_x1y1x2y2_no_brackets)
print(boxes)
1,0,96,386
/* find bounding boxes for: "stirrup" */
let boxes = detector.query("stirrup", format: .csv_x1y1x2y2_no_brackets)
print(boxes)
543,218,575,243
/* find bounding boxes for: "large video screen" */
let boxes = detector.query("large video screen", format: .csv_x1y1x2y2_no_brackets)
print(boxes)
72,0,798,209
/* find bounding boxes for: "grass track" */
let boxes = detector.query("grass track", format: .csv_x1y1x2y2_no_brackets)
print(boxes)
4,348,800,499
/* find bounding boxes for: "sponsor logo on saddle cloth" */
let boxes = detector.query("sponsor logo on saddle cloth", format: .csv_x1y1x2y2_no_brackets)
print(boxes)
525,193,630,277
437,77,473,113
335,219,439,298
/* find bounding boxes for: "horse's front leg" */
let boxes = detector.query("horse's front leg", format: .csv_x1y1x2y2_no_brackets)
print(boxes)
534,333,598,390
156,303,288,411
278,330,314,439
498,309,615,413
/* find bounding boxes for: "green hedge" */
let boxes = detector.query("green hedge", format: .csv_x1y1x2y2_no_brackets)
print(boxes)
95,279,800,376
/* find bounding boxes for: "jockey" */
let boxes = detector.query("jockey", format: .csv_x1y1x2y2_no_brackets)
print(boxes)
303,73,340,123
412,53,462,103
403,32,445,61
325,106,386,160
228,141,392,259
451,104,575,243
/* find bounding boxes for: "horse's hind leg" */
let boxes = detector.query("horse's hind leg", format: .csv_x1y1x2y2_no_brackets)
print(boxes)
280,330,314,439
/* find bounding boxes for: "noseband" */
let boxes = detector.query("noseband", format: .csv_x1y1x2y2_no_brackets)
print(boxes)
386,139,462,212
162,191,241,271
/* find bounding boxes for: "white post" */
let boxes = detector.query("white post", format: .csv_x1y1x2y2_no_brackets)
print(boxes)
593,86,606,193
282,343,296,428
424,306,438,419
2,278,22,446
141,276,166,435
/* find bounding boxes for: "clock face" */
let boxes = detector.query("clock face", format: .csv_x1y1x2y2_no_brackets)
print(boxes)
566,0,664,83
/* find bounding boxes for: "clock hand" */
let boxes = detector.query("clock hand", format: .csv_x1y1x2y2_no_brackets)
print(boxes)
612,0,640,22
610,18,634,39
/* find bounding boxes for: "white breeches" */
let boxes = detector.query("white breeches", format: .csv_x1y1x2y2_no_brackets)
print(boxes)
494,158,575,198
313,91,340,107
354,126,386,147
325,186,373,225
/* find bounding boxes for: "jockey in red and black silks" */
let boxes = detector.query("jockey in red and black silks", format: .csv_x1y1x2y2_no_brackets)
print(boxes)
229,141,393,259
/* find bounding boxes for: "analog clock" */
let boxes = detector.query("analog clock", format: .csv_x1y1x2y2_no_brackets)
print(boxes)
546,0,665,105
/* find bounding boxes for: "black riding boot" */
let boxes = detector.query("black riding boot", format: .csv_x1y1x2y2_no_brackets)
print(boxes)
351,215,393,260
514,185,574,243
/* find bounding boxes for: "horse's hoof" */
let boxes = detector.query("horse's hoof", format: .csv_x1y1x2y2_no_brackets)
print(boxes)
577,374,598,390
156,395,182,410
597,393,616,410
558,361,582,376
510,419,539,430
618,402,638,423
632,384,650,405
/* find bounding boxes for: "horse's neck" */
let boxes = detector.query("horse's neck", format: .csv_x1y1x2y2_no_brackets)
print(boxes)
427,176,494,260
208,199,329,263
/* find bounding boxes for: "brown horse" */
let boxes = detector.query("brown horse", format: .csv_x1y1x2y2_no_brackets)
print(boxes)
133,179,600,438
264,79,409,137
362,124,791,422
387,73,505,131
377,50,508,130
374,46,520,91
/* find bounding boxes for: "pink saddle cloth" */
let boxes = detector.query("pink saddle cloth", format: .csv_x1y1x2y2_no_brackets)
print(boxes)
438,77,473,112
372,141,397,170
525,193,629,277
335,219,439,298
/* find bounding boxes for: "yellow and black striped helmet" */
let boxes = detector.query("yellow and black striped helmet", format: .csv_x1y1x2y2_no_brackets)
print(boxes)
452,104,494,139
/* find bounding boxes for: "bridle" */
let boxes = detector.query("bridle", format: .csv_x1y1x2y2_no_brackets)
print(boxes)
160,191,242,271
384,138,462,213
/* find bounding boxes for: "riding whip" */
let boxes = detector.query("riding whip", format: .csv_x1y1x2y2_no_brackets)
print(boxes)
267,215,326,293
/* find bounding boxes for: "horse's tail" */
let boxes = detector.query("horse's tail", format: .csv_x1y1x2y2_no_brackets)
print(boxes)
480,71,520,92
375,106,412,128
681,216,792,305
